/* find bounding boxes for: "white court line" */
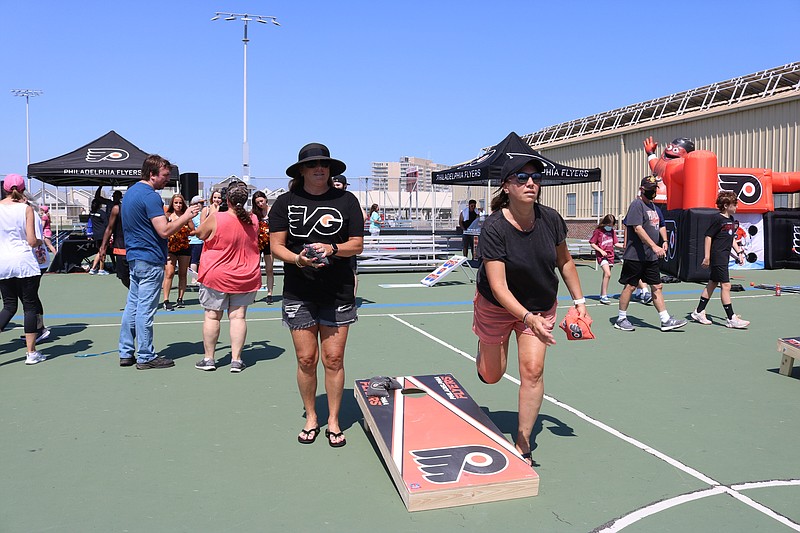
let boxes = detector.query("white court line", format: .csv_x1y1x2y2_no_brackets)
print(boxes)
388,313,800,532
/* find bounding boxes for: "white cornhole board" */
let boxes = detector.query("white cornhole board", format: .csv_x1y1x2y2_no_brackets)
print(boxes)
420,255,469,287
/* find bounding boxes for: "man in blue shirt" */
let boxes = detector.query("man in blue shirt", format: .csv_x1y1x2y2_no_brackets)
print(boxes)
119,155,200,369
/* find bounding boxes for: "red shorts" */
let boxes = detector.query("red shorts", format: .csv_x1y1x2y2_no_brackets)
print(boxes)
472,292,556,345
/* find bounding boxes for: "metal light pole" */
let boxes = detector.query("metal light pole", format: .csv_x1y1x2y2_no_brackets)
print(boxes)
211,12,279,184
11,89,43,191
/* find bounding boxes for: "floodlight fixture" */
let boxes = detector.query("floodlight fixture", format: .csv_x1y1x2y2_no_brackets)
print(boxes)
211,12,280,183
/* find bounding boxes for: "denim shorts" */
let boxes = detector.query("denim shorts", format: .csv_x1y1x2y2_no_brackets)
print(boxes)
282,298,358,329
199,285,257,311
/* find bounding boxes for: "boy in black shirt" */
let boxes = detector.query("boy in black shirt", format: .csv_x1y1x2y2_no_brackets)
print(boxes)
690,190,749,329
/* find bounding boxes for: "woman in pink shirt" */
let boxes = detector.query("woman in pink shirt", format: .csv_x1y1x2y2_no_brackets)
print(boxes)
194,182,261,372
589,214,624,304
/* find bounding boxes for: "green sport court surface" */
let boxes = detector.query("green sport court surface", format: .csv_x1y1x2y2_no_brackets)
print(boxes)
1,263,799,532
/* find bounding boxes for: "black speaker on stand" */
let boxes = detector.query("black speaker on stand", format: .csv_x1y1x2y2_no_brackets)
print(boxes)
179,172,199,200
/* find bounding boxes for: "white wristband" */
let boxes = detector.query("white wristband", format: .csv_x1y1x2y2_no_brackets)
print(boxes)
647,154,658,161
573,298,586,305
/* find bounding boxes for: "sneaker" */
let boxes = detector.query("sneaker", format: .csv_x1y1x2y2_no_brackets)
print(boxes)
119,357,136,367
162,300,175,311
25,351,46,365
88,268,98,275
97,269,109,276
19,327,51,343
660,316,688,331
614,318,635,331
176,299,185,308
599,295,611,305
230,360,246,373
640,292,653,305
136,356,175,370
195,358,216,371
37,328,51,343
726,315,750,329
690,310,712,325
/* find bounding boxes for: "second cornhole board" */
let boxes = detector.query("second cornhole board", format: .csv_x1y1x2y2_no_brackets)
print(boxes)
777,336,800,377
354,374,539,512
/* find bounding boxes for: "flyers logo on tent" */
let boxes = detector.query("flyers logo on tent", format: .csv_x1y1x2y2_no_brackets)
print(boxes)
86,148,130,163
718,174,762,205
792,225,800,256
410,445,508,484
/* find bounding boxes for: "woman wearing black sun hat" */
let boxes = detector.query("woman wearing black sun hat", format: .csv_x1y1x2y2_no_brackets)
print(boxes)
268,143,364,448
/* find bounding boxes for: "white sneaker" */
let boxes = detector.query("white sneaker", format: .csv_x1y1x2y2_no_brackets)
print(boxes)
726,315,750,329
25,351,46,365
690,310,712,325
599,295,611,305
36,328,51,343
97,269,109,276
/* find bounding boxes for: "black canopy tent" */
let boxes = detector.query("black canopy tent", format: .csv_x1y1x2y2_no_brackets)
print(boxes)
27,130,179,187
431,131,601,187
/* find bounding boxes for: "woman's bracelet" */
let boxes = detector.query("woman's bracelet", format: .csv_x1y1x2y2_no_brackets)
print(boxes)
294,254,302,267
522,311,532,325
573,297,586,305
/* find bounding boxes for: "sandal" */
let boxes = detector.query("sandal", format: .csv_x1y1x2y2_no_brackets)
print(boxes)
297,426,321,444
521,451,534,468
325,429,347,448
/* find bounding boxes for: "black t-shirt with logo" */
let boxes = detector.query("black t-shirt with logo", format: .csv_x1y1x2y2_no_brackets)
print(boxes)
705,212,738,266
269,187,364,305
476,203,568,313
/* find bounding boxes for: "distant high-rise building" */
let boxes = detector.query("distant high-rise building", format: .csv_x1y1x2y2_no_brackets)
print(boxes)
371,157,449,192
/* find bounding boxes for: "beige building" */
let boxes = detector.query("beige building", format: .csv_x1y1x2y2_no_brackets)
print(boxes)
519,62,800,236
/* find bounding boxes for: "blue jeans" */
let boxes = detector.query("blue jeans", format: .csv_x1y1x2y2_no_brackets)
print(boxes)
119,260,165,363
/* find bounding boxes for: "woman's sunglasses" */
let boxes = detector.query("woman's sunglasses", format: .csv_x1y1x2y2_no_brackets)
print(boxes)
303,160,331,169
508,172,542,184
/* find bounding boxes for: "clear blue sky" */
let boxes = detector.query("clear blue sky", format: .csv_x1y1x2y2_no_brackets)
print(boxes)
2,0,798,192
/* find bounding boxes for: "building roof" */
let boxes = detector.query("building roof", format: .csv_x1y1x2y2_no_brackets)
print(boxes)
521,62,800,146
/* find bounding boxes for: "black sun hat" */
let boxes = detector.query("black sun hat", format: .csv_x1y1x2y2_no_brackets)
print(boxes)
286,143,346,178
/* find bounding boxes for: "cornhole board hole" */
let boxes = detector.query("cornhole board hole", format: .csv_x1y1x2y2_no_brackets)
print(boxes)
777,337,800,377
354,374,539,512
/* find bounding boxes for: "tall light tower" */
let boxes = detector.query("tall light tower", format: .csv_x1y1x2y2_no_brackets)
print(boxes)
11,89,43,191
211,12,280,184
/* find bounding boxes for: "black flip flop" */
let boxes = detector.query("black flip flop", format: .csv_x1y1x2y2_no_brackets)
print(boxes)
297,426,321,444
325,429,347,448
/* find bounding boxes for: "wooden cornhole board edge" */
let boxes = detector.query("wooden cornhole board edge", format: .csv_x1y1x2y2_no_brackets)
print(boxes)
777,336,800,377
355,374,539,512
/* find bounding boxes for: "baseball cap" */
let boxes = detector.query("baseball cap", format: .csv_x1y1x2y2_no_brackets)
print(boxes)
500,155,545,182
640,175,660,191
190,195,205,205
332,175,348,186
3,173,25,192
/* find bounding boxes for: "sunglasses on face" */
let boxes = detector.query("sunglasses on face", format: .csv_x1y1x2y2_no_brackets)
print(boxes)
303,160,331,169
509,172,542,184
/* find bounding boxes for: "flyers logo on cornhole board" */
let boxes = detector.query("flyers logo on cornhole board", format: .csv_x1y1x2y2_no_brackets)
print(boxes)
411,445,508,483
354,374,539,512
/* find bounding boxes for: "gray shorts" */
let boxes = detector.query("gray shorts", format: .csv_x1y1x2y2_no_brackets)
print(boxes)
282,298,358,329
199,284,257,311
